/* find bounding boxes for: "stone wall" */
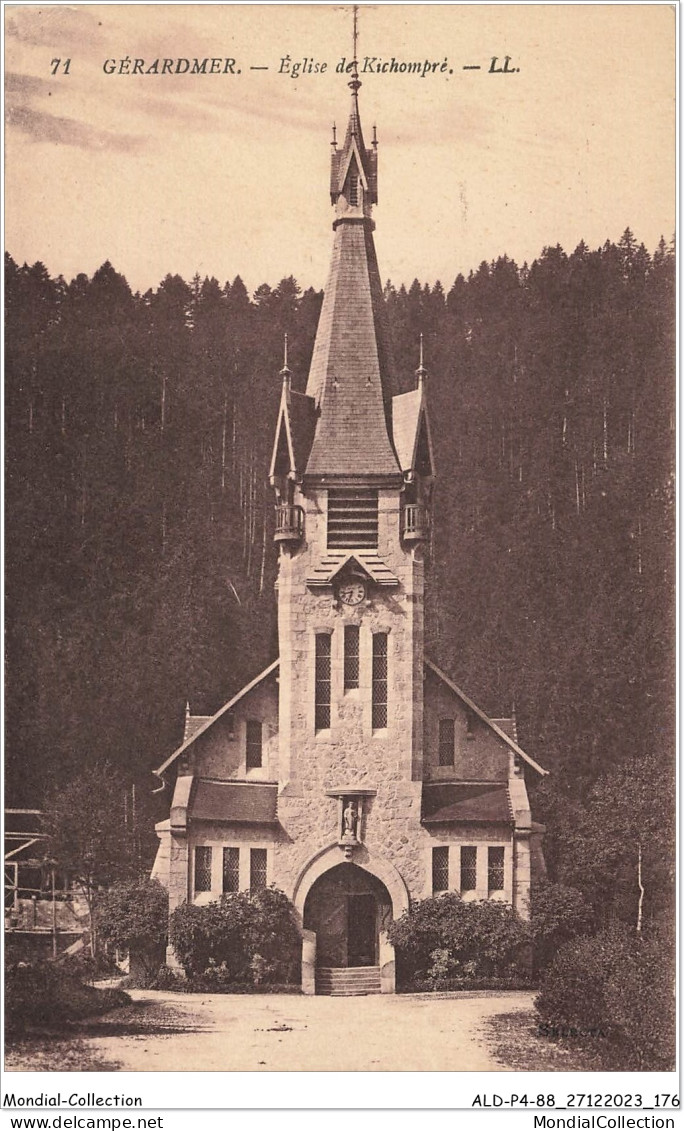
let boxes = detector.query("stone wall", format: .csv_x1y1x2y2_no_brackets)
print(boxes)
273,483,433,907
423,668,510,781
189,679,279,782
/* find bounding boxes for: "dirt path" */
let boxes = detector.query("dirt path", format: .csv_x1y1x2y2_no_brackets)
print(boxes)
69,989,535,1072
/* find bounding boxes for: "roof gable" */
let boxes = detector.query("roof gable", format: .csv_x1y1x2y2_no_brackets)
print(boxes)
269,385,316,484
155,659,279,777
306,550,399,588
269,404,293,481
392,387,435,477
425,659,548,776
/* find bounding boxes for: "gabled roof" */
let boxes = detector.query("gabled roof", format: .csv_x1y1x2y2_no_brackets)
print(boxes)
154,659,279,777
392,387,435,478
184,715,212,743
425,659,548,776
306,550,398,588
269,385,316,483
330,85,377,204
491,717,518,744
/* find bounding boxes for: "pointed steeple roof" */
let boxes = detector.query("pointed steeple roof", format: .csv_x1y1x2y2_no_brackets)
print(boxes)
304,61,400,482
392,336,436,478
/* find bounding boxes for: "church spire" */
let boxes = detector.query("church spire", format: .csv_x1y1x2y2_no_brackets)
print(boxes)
304,9,398,482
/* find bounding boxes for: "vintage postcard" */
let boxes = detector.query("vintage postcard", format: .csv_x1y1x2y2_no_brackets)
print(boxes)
3,0,677,1110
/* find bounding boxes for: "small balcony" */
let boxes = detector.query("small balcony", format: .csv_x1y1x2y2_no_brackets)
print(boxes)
402,502,430,543
274,503,304,544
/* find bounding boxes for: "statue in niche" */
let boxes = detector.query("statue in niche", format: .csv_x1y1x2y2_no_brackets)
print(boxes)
343,799,357,839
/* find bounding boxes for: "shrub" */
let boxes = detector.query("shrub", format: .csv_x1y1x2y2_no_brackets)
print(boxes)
149,965,187,992
529,880,593,972
96,877,168,978
388,893,530,986
169,887,300,986
5,962,130,1036
535,924,675,1070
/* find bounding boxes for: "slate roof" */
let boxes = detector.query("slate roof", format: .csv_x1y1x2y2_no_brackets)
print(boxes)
269,386,316,482
191,780,278,825
392,389,423,472
306,550,398,588
330,86,377,204
422,783,513,825
304,223,401,480
288,391,317,473
184,715,212,743
392,387,436,477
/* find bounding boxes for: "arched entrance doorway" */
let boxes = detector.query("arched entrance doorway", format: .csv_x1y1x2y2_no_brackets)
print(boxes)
303,862,392,968
294,843,408,993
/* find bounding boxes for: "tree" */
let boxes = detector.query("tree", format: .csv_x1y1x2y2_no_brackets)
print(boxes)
40,764,138,955
529,880,593,972
553,752,675,930
97,878,169,978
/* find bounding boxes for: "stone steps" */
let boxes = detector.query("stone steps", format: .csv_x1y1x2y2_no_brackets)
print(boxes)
316,966,382,996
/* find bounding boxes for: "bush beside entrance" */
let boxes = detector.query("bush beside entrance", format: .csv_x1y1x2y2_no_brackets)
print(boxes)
169,887,301,988
388,893,531,988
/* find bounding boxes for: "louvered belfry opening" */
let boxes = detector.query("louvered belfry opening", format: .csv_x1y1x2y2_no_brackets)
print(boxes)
327,488,378,548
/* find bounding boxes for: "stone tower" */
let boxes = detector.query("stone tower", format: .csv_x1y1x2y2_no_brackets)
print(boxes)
268,61,436,989
152,54,546,996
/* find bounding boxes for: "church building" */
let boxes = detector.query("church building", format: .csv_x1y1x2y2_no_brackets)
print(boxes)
151,62,547,995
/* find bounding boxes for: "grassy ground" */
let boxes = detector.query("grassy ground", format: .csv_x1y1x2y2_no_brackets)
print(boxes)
5,1035,120,1072
483,1009,608,1072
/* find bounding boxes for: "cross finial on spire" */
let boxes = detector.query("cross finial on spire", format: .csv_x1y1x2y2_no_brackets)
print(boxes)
331,122,337,148
280,333,292,384
349,5,361,95
416,333,428,385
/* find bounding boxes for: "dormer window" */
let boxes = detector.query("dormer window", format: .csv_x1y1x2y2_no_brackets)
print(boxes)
348,176,359,206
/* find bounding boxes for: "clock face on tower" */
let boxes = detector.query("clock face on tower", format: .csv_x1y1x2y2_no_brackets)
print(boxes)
337,579,366,606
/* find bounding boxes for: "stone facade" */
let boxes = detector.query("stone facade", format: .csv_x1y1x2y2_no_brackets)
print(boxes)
151,64,546,992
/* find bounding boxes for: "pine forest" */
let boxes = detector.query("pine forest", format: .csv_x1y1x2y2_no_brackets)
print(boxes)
4,230,675,929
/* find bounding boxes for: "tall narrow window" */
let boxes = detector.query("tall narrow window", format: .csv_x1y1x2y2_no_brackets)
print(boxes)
372,633,388,728
460,846,477,893
246,720,263,769
194,846,212,894
488,847,505,894
250,848,267,893
344,624,360,690
315,633,331,730
438,718,455,766
222,847,240,893
432,846,449,894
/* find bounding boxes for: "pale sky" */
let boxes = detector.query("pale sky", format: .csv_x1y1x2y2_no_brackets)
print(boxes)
4,3,675,294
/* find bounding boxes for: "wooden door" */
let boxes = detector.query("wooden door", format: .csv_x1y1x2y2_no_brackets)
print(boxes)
347,893,377,966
